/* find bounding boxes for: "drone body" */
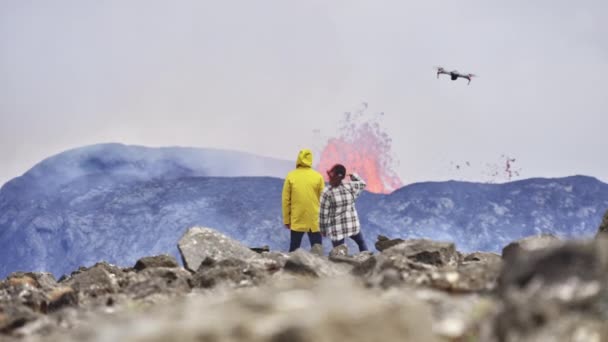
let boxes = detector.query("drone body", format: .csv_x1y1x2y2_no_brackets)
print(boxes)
436,67,476,85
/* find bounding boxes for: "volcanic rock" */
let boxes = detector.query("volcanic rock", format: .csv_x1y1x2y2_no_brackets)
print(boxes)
501,234,562,261
177,227,258,272
191,258,268,289
133,255,178,271
283,249,351,278
375,235,405,251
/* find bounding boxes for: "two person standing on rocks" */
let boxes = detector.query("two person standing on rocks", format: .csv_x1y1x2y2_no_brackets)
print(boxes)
281,148,368,253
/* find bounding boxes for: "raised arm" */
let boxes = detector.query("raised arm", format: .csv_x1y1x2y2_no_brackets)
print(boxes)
348,173,367,198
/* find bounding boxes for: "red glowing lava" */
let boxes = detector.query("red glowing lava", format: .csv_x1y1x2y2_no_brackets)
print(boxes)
317,105,403,194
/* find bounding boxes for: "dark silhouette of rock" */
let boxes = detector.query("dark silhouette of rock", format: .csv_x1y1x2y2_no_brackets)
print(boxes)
375,235,405,251
177,227,258,272
250,246,270,254
134,255,179,271
462,251,502,264
501,234,561,261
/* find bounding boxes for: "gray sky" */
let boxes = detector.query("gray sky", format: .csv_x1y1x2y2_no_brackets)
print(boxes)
1,0,607,187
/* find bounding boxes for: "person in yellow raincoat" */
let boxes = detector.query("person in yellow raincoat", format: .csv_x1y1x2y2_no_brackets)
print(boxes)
282,149,325,252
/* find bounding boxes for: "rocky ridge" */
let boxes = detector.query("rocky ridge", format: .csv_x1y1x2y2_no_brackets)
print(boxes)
2,221,608,341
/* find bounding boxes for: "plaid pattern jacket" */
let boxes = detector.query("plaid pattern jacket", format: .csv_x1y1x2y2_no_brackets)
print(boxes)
319,173,367,241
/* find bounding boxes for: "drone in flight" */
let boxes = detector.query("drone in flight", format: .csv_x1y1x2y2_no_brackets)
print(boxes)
435,66,477,85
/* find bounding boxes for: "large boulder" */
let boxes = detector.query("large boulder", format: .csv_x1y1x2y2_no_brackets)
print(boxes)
488,238,608,341
177,227,258,272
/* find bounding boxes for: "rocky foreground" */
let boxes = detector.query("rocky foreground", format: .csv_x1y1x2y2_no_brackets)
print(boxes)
2,226,608,342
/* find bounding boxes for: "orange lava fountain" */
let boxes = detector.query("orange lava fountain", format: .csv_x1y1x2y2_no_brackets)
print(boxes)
317,107,403,194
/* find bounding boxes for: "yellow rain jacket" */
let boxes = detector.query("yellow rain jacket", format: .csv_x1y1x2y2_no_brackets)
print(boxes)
282,149,325,232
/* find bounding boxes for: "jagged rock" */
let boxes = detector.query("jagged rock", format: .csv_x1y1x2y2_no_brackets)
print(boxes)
191,257,267,289
5,275,38,288
375,235,405,251
384,239,459,267
177,227,258,272
46,287,78,313
124,267,192,298
354,240,498,292
5,272,58,292
133,255,178,271
501,234,562,261
1,276,49,314
351,254,378,277
491,238,608,341
64,265,119,296
250,252,288,273
284,249,350,278
329,244,348,259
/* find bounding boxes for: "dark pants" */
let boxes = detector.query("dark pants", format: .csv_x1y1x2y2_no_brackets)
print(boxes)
331,232,369,252
289,230,322,252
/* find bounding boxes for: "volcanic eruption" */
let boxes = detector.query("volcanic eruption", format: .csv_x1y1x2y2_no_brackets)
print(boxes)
316,105,403,194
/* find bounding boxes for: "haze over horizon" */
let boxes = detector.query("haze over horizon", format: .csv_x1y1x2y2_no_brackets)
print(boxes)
2,1,607,187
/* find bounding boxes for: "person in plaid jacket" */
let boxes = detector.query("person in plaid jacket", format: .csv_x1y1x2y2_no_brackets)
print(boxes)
319,164,369,252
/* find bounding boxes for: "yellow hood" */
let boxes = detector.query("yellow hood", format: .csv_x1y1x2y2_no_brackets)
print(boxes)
296,149,313,168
